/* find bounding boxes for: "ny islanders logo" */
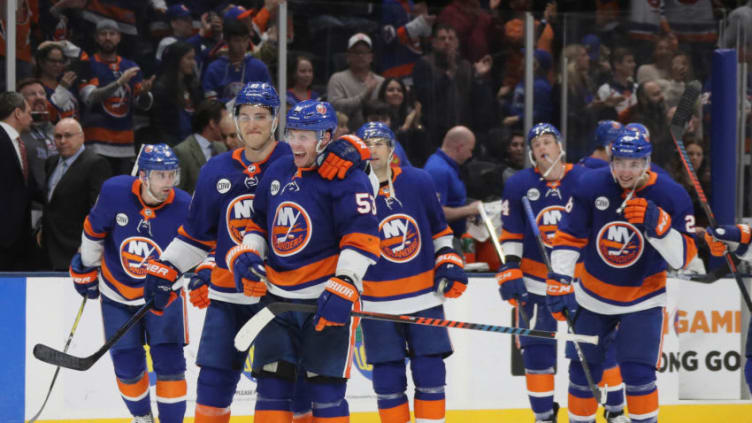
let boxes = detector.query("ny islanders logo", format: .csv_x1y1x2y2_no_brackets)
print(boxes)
103,82,131,118
271,202,312,256
226,194,255,244
379,214,421,263
119,237,162,278
596,222,644,268
536,206,566,247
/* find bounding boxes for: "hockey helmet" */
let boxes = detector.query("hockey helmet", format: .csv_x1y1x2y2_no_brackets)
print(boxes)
527,122,561,147
234,82,280,117
595,120,623,148
611,131,652,159
286,100,337,134
356,121,395,147
138,144,179,172
622,122,651,142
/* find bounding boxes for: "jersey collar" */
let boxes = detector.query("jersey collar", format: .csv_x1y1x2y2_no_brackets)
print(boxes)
232,142,279,179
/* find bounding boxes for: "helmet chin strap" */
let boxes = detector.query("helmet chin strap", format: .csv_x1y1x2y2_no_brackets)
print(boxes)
537,150,565,181
315,130,331,154
614,158,650,214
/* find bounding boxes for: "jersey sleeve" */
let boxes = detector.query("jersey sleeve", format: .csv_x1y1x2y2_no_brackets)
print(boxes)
553,176,592,252
499,174,525,256
83,178,117,241
332,172,381,263
177,164,220,252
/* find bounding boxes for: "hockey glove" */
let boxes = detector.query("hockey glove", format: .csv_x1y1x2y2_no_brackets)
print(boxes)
187,260,214,309
316,135,371,180
704,225,752,257
314,276,359,331
545,272,577,321
434,247,468,298
226,245,268,297
144,259,180,315
624,198,671,238
495,260,528,306
70,252,99,299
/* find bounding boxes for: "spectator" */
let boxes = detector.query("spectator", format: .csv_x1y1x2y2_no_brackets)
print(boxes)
622,81,672,167
42,118,111,270
327,32,384,131
0,92,37,270
173,99,229,193
202,18,271,102
334,111,350,139
503,49,554,130
155,4,196,61
563,44,599,160
423,125,481,239
219,112,242,150
151,41,204,146
501,130,525,184
33,43,80,120
80,19,155,175
377,77,428,166
378,0,435,81
596,47,637,118
18,79,58,194
363,99,412,167
286,53,321,107
636,33,676,84
437,0,492,62
664,51,694,109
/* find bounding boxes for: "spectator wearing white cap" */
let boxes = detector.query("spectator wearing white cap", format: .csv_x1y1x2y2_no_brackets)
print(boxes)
155,3,196,61
326,32,385,131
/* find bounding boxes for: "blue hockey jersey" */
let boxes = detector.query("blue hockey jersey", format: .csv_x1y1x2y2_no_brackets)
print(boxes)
245,159,381,299
362,165,453,314
83,175,191,305
552,167,697,314
500,164,589,295
176,143,292,304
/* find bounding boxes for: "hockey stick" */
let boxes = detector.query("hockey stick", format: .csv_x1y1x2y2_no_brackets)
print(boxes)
33,299,155,371
669,80,752,312
521,196,607,405
476,202,530,325
235,301,598,352
28,297,87,422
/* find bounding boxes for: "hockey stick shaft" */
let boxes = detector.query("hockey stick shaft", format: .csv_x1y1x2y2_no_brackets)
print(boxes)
669,80,752,312
28,297,87,423
522,196,606,404
33,299,154,371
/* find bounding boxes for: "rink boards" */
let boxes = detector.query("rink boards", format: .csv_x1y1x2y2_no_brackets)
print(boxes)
0,273,749,422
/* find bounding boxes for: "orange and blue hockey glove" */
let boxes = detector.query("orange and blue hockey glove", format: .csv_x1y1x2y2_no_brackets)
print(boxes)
316,135,371,180
226,245,268,297
624,198,671,238
144,259,180,315
545,272,576,321
314,276,360,331
495,259,528,306
70,252,99,299
705,224,752,257
187,260,214,309
434,247,468,298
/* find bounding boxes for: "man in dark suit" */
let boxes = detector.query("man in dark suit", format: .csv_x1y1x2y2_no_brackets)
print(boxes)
0,92,36,270
173,99,228,193
42,118,111,270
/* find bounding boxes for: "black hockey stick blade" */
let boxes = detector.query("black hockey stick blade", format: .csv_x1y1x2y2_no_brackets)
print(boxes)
33,299,154,371
669,80,702,142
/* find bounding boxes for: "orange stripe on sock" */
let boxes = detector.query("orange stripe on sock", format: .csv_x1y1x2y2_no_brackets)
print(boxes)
414,398,445,420
254,410,293,422
378,402,410,423
195,403,231,423
526,373,554,393
567,393,597,417
292,412,312,423
117,372,149,400
156,379,187,399
599,366,623,388
626,390,658,415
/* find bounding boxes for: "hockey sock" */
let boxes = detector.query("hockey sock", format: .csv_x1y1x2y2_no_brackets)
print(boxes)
195,367,241,423
567,360,602,423
151,344,187,423
111,348,151,418
601,365,626,413
411,355,446,423
292,369,313,423
372,361,409,423
522,345,556,421
310,378,349,422
621,362,658,423
255,375,294,422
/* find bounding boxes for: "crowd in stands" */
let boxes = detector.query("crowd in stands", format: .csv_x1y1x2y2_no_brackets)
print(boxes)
1,0,749,272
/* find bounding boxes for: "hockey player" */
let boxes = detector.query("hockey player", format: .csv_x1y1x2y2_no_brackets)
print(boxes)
229,100,380,422
547,132,697,423
69,144,190,423
578,120,623,169
356,121,468,423
143,83,368,423
702,225,752,392
497,123,593,423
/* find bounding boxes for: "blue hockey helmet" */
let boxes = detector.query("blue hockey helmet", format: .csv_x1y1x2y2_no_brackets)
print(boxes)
527,123,561,146
595,120,623,148
234,82,280,116
286,100,337,134
138,144,179,172
611,131,652,159
622,122,651,142
356,121,395,147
